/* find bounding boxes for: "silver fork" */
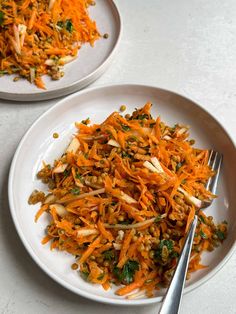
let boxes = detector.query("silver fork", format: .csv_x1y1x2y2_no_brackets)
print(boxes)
201,150,223,208
159,150,223,314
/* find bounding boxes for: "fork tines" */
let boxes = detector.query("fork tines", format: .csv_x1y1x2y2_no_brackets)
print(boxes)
206,150,223,195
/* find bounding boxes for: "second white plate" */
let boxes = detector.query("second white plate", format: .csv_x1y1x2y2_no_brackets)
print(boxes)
0,0,121,102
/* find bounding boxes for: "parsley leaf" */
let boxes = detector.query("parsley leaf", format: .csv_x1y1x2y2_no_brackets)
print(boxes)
113,260,139,284
162,239,173,251
176,162,183,171
121,151,132,158
154,214,162,223
70,187,80,195
170,251,179,258
129,135,138,142
65,19,73,32
199,215,205,223
122,260,139,283
136,114,149,120
0,11,4,26
154,240,173,260
75,172,81,179
103,250,115,261
113,266,122,281
0,70,7,76
97,273,105,280
63,169,70,177
121,124,131,131
200,230,207,239
81,117,90,125
215,230,225,240
80,270,89,281
75,172,85,183
57,21,64,28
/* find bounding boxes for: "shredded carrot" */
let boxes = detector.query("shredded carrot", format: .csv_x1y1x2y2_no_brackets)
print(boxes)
117,229,134,268
35,204,49,222
78,235,101,264
29,103,227,298
102,281,110,291
97,220,114,242
41,235,52,244
116,270,146,296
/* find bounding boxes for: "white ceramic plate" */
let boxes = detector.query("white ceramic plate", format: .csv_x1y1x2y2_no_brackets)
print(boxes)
8,85,236,305
0,1,121,102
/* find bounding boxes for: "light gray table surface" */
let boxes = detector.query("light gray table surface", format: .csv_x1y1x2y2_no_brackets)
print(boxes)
0,0,235,313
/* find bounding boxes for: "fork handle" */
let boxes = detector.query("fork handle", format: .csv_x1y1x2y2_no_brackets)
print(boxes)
159,215,198,314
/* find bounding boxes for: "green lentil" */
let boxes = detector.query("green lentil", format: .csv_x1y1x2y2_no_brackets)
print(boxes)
53,132,59,139
120,105,126,112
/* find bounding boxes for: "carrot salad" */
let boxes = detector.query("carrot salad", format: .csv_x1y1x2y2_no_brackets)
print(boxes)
29,103,227,298
0,0,100,88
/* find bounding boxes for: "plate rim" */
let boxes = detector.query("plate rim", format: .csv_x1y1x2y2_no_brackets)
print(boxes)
8,84,236,305
0,0,122,102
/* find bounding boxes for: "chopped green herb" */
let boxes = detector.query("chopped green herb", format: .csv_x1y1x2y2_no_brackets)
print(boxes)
113,260,139,284
103,250,115,261
75,172,85,183
63,169,70,177
129,135,138,141
170,251,179,258
150,122,156,128
200,230,207,239
57,21,64,28
70,187,80,195
121,151,132,158
81,117,90,125
80,270,89,281
215,230,225,240
154,214,162,223
176,162,183,171
0,11,4,26
121,124,131,131
113,266,122,281
162,240,173,251
75,172,81,179
97,273,105,280
136,114,149,120
199,215,205,223
65,19,73,32
0,70,8,76
154,239,173,260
